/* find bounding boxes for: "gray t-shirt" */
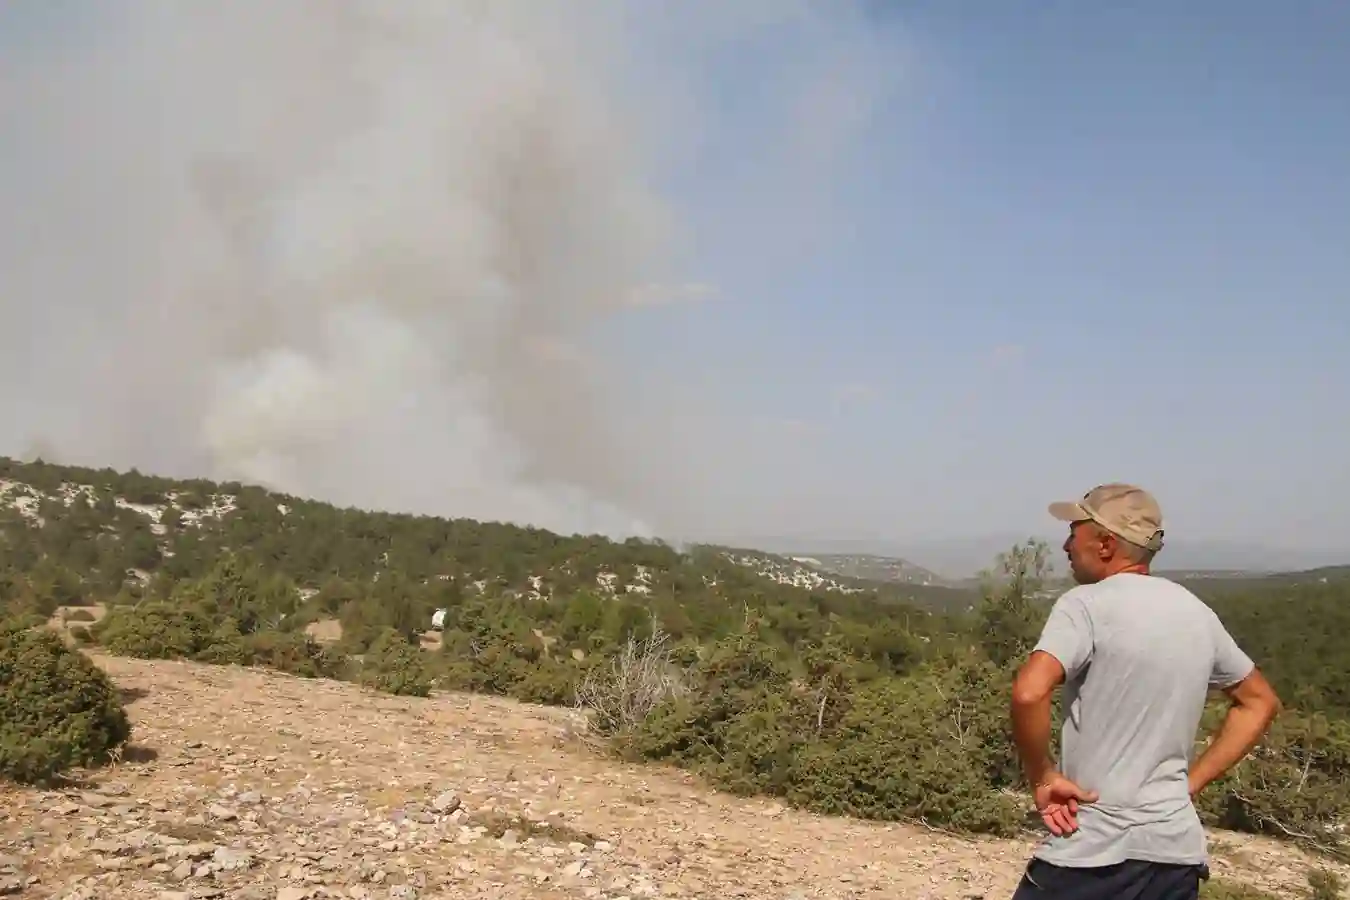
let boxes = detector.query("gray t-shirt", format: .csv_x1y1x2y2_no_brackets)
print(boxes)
1030,572,1255,868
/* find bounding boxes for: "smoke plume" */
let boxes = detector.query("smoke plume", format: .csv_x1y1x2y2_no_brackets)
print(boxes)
2,1,674,536
3,1,902,542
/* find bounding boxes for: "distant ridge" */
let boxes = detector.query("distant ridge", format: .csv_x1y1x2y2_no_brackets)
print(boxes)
725,532,1348,582
782,552,951,588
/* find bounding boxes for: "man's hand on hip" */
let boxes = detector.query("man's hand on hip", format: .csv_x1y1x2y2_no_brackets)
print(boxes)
1035,772,1099,837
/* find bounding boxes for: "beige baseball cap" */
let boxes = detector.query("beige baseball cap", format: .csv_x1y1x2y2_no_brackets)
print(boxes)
1049,483,1165,552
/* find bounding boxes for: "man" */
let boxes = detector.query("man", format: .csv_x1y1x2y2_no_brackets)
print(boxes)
1010,483,1282,899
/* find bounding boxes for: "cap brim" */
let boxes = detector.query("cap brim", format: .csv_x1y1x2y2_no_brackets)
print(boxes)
1049,501,1091,523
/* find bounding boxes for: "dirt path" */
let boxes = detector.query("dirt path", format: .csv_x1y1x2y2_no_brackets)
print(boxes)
0,656,1338,899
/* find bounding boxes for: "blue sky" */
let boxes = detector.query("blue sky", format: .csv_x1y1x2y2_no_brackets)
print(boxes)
1,2,1346,571
598,1,1350,560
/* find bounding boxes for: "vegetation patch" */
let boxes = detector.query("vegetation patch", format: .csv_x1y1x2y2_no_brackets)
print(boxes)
0,622,131,784
359,628,433,697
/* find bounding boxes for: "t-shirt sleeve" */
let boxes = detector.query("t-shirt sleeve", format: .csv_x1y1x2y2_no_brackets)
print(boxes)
1033,590,1094,681
1208,610,1256,689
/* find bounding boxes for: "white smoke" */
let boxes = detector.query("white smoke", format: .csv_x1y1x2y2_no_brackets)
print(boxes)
2,0,675,536
2,0,902,543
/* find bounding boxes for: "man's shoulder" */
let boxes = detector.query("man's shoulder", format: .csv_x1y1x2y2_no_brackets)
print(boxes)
1053,574,1210,622
1076,573,1199,601
1051,578,1133,606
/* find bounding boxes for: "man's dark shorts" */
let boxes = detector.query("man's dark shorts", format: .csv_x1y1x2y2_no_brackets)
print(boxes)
1012,858,1210,899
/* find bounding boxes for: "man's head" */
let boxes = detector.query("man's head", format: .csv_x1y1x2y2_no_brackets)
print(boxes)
1049,483,1164,585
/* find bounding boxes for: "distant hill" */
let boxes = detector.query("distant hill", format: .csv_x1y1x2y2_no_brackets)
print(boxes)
715,535,985,583
781,552,951,587
747,532,1349,582
4,454,1334,622
727,531,1349,603
0,456,969,639
708,546,978,611
1170,564,1350,596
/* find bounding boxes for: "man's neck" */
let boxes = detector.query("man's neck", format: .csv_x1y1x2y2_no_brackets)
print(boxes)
1104,562,1151,579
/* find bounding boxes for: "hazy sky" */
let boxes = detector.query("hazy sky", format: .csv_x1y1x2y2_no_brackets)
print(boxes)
2,1,1347,564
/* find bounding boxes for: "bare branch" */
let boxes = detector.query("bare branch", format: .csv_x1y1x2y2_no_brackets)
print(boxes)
574,621,689,736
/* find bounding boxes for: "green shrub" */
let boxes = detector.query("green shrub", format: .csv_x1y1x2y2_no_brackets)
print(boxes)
245,629,343,679
0,612,46,632
511,657,581,706
0,624,131,784
93,600,213,659
360,628,432,697
437,634,548,698
1194,704,1350,852
620,630,1026,835
194,617,251,666
783,659,1025,834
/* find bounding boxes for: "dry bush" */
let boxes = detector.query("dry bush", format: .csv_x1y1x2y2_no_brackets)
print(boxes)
573,624,688,735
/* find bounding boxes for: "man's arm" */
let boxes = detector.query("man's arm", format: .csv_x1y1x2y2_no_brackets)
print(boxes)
1011,591,1093,787
1189,667,1282,798
1012,650,1066,787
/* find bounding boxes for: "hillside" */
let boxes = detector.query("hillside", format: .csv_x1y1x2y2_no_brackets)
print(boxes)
3,454,1350,900
0,456,956,617
1171,565,1350,594
708,547,976,610
781,552,951,587
1,654,1336,900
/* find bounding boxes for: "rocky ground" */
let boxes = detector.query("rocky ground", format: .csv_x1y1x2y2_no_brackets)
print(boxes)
2,656,1341,900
